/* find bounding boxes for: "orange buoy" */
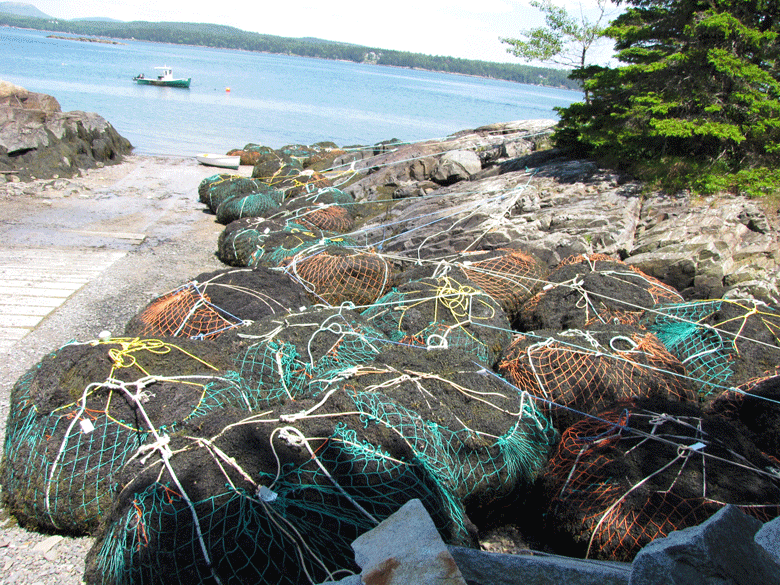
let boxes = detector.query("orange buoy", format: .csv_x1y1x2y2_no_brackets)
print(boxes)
226,87,231,93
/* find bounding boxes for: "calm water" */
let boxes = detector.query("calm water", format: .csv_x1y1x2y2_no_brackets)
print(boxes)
0,27,581,156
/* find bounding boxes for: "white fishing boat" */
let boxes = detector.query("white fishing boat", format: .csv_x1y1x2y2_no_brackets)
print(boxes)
196,153,241,170
133,66,191,88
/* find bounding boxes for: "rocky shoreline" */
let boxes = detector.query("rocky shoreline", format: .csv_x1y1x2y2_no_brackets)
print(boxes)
1,85,779,584
0,80,132,182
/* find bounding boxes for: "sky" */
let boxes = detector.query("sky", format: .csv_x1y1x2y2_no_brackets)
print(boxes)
28,0,620,65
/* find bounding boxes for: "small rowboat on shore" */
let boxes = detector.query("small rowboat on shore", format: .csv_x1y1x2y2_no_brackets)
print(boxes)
196,153,241,170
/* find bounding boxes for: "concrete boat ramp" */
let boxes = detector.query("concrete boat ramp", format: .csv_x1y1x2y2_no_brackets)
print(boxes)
0,154,232,370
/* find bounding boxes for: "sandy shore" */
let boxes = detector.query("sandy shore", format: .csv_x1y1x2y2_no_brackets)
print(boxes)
0,154,247,584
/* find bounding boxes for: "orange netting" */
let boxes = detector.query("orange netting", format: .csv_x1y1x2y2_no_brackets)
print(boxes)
498,330,695,428
558,254,681,305
285,247,393,308
460,249,546,317
135,284,243,339
293,205,354,233
515,255,683,331
542,405,780,560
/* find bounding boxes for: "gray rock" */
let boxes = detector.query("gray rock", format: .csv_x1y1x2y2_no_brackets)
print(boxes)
449,546,630,585
625,193,779,301
432,149,482,184
0,81,132,181
343,120,556,200
343,122,778,301
351,499,467,585
629,505,780,585
755,516,780,561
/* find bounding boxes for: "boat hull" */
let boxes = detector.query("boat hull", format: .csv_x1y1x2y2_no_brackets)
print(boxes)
133,77,191,88
196,154,241,170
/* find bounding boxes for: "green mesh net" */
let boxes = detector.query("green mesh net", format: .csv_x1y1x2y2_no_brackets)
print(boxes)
217,220,357,269
644,299,780,399
198,175,268,213
362,275,513,368
215,186,285,225
81,318,557,584
232,307,391,403
0,338,242,534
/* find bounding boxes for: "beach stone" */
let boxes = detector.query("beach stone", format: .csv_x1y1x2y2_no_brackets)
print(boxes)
352,499,467,585
629,505,780,585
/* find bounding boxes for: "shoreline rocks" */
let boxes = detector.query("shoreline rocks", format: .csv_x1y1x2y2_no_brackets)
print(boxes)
0,81,132,182
330,121,779,304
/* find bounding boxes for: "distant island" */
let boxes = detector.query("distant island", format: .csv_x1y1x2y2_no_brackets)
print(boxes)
0,7,579,90
47,34,124,45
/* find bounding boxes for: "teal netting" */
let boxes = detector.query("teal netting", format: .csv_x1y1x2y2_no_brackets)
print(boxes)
232,308,391,403
361,275,512,367
1,367,149,533
218,221,357,269
0,339,238,534
91,424,452,585
198,175,268,213
644,300,732,396
86,347,558,584
215,185,285,225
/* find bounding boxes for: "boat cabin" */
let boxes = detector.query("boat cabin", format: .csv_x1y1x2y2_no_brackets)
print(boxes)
155,67,174,81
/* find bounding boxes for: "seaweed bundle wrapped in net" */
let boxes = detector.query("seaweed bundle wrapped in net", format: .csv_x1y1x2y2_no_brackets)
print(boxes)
537,398,780,562
643,298,780,399
214,184,285,225
230,305,391,404
284,246,394,308
516,254,683,331
83,344,557,585
1,337,237,533
124,267,311,340
217,219,356,269
393,249,547,323
198,175,268,213
498,324,696,431
362,273,513,368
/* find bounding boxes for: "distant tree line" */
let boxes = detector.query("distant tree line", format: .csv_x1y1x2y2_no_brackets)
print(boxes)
0,14,578,89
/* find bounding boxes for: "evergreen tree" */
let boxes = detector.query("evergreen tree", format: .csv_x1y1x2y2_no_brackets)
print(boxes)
555,0,780,196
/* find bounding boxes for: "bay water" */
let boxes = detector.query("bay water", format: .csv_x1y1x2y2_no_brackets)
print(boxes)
1,27,581,157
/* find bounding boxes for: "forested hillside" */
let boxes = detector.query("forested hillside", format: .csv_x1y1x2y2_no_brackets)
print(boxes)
0,13,578,89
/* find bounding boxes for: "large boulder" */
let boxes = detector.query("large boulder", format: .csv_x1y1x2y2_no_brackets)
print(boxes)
629,505,780,584
625,193,779,301
0,80,132,181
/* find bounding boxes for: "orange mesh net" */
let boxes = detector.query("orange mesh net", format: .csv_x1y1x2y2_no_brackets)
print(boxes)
498,329,695,427
135,284,243,339
460,249,546,317
542,403,780,561
516,255,683,331
294,205,354,233
286,247,393,308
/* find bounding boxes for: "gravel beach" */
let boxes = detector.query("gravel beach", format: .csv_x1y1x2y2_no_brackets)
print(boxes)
0,154,243,585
